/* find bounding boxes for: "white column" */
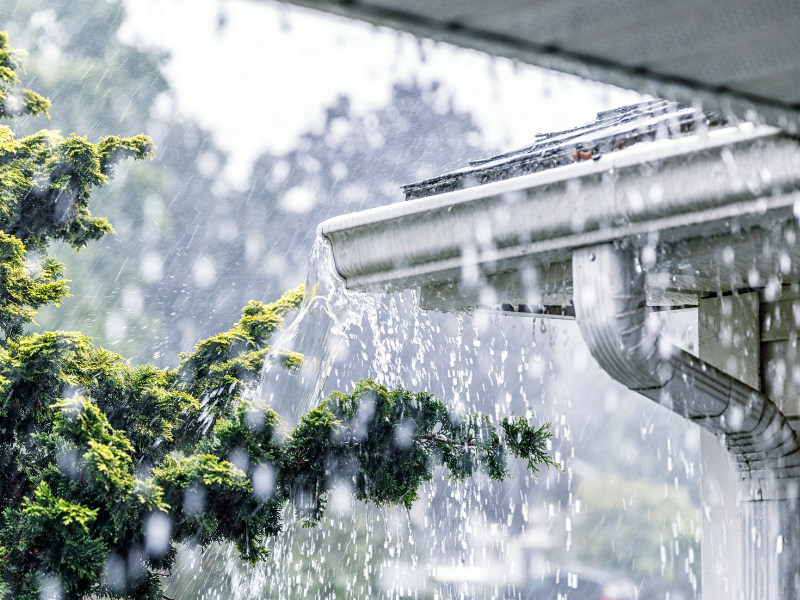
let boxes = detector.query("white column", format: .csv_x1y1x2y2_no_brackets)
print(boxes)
698,292,760,600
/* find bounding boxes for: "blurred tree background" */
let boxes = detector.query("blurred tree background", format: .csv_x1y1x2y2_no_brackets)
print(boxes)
3,0,482,366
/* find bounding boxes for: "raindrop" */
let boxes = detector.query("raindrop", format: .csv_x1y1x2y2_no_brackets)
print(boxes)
145,512,172,558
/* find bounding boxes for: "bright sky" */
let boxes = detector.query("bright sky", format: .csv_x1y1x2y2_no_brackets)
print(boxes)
120,0,642,186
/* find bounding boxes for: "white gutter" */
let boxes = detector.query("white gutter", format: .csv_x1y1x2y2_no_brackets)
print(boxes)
320,125,799,297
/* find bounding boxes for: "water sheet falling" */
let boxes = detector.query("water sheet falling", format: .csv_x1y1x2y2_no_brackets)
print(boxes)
257,233,377,423
161,226,705,600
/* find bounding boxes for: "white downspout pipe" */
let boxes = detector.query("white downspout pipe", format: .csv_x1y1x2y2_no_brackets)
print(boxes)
572,243,800,600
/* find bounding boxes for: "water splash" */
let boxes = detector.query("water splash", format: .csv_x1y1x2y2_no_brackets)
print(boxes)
165,232,705,600
258,234,377,423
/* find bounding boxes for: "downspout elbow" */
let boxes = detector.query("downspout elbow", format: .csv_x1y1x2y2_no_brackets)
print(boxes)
572,243,800,480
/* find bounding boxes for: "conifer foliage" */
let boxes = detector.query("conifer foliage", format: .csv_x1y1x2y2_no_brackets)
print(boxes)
0,34,555,599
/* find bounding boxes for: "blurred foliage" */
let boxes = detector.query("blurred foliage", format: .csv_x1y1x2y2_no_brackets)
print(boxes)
0,30,48,119
0,0,483,366
570,473,701,599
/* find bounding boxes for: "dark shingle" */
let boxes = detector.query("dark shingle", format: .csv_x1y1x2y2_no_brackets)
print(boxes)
402,100,726,200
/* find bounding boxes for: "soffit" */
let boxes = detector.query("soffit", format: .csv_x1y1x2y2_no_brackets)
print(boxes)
274,0,800,132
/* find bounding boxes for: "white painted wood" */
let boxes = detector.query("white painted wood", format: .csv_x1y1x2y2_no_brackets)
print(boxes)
698,292,760,600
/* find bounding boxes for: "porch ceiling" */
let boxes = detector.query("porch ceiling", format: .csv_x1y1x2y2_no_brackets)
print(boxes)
273,0,800,132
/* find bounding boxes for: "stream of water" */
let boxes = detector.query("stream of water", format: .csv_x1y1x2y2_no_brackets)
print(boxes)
257,234,378,424
164,235,703,600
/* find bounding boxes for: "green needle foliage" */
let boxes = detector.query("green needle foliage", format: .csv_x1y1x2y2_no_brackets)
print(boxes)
0,33,556,600
0,32,49,120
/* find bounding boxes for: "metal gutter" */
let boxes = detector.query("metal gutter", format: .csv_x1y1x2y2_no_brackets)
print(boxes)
319,118,800,598
319,125,800,308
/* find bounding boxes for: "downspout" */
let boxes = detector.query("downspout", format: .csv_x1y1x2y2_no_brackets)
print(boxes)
572,243,800,600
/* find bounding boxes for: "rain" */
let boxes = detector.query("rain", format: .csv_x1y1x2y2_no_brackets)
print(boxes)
0,1,796,600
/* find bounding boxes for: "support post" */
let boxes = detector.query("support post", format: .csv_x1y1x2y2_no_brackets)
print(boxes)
698,293,759,600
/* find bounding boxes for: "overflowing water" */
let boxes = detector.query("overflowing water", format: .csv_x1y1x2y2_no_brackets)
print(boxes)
162,235,702,600
257,235,377,424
